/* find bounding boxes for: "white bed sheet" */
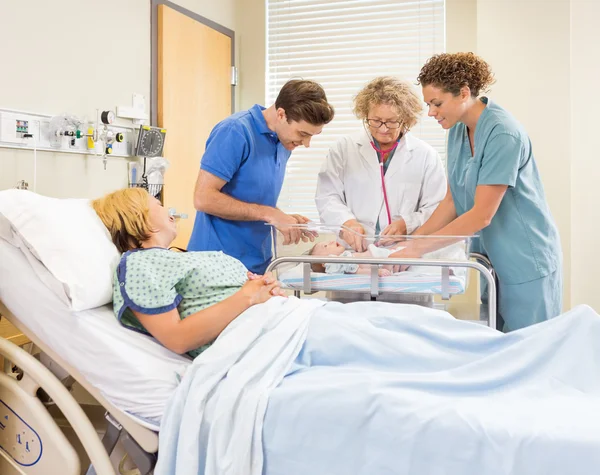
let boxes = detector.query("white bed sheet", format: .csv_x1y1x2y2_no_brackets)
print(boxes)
0,240,190,431
279,265,467,295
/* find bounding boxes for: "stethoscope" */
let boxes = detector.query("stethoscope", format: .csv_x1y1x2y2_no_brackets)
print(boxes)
365,125,403,227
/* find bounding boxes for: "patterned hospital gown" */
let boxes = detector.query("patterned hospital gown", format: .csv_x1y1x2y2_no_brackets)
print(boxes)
324,250,359,274
113,248,248,357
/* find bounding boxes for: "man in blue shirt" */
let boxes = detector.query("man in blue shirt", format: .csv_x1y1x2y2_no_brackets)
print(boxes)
188,80,335,274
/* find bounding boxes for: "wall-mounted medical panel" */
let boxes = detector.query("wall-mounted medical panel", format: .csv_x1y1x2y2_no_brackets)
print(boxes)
0,108,136,158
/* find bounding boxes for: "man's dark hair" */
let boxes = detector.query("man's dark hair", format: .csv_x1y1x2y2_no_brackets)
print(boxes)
275,79,335,125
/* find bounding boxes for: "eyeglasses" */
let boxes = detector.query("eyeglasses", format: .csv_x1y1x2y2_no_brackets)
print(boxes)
366,119,402,129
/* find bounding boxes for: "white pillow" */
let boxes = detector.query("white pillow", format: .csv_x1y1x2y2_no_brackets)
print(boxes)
0,190,120,311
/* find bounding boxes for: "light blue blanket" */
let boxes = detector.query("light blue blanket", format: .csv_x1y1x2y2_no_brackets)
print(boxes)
157,299,600,475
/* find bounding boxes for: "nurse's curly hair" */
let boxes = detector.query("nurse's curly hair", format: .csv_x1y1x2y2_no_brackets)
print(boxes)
353,77,422,131
92,187,152,253
417,52,495,97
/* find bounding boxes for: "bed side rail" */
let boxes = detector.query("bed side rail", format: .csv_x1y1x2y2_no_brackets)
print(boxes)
0,336,115,475
266,256,497,329
0,302,158,455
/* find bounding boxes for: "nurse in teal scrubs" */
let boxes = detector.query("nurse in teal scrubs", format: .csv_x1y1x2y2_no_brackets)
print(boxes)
390,52,563,331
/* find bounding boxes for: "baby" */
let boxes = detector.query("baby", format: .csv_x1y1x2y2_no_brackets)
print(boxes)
308,240,402,276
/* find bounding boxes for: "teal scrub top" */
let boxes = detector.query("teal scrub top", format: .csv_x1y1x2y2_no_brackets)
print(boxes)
447,97,561,285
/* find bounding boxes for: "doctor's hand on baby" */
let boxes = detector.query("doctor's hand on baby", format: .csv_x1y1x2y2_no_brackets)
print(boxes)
242,271,287,305
379,219,408,246
340,219,367,252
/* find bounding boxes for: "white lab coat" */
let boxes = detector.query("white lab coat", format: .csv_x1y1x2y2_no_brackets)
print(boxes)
316,130,447,235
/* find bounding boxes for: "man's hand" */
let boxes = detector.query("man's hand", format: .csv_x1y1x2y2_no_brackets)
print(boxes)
267,209,317,245
340,219,367,251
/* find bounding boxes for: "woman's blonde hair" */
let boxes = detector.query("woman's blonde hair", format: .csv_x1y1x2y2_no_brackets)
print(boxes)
353,77,423,131
92,187,152,253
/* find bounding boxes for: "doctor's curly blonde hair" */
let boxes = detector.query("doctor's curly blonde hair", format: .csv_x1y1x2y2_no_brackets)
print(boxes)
353,77,423,131
417,52,495,97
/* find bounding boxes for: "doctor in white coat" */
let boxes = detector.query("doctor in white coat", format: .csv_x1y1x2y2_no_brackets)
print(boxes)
316,76,446,251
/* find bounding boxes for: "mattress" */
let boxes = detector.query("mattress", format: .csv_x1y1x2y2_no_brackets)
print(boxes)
0,239,190,431
279,266,467,295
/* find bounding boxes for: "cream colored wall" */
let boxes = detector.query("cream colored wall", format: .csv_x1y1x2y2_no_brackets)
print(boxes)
476,0,572,309
236,0,266,109
0,0,236,198
570,0,600,310
445,0,477,53
176,0,236,30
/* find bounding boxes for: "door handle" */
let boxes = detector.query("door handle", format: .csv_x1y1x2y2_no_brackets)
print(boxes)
168,208,188,219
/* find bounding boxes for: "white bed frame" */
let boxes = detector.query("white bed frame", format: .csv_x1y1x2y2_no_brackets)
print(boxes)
0,301,158,475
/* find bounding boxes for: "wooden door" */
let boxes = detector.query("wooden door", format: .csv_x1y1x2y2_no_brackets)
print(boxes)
157,4,232,249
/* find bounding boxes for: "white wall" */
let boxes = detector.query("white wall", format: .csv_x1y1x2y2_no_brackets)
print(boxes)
476,0,572,309
0,0,236,198
570,0,600,310
236,0,266,109
446,0,477,53
176,0,236,30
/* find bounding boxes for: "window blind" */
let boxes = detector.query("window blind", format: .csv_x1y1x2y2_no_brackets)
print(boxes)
266,0,446,220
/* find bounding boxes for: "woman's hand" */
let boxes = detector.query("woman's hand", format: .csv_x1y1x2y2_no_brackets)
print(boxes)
388,246,424,272
246,271,280,284
341,219,367,251
240,272,286,306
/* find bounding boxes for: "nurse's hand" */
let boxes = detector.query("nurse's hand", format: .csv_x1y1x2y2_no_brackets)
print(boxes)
380,219,407,246
388,246,423,272
341,219,367,252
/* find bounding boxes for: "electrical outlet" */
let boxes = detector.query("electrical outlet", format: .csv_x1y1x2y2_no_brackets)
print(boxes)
0,113,26,144
15,119,29,137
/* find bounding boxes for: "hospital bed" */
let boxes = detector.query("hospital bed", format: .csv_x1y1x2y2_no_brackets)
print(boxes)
0,239,186,474
0,191,497,474
266,223,498,328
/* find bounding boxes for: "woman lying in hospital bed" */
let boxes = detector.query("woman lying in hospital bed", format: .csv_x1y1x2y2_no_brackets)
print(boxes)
92,188,287,358
89,188,600,475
